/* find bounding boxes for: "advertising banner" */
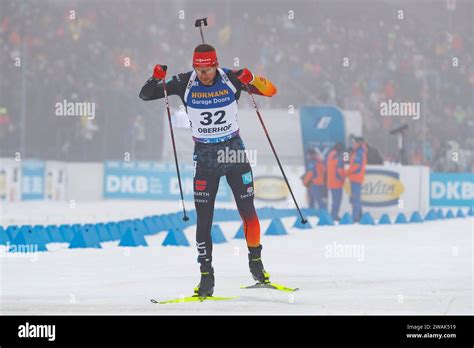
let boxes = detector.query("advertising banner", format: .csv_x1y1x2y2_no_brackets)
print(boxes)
21,160,45,200
430,173,474,207
338,165,430,217
0,158,21,202
103,161,232,201
45,161,67,201
252,164,306,209
300,105,346,163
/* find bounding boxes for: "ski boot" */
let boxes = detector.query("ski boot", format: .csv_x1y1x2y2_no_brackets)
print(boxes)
194,259,215,297
248,245,270,284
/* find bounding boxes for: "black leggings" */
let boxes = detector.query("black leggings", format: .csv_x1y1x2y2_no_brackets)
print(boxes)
193,136,261,263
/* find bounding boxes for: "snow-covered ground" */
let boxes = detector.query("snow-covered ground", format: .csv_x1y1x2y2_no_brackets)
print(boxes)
0,201,472,315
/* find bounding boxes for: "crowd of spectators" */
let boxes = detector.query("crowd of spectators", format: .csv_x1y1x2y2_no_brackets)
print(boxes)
0,0,472,171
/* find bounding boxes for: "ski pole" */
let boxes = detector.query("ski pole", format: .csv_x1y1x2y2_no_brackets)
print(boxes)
161,66,189,221
245,85,308,224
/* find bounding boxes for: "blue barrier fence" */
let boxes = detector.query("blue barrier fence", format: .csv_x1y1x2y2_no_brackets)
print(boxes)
1,206,472,251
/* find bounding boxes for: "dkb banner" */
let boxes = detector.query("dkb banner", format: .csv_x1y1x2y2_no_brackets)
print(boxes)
430,173,474,207
103,161,232,201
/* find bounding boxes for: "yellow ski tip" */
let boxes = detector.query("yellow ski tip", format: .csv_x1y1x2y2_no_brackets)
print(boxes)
151,296,238,304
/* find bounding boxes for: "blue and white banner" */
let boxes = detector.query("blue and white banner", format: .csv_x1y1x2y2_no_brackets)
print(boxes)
430,173,474,207
299,106,346,167
21,160,45,200
103,161,232,201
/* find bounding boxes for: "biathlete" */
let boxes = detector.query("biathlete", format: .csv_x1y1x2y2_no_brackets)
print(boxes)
139,43,277,296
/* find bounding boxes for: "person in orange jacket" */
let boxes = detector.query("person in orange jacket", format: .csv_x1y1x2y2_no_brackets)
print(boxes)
326,143,345,220
345,137,368,222
302,149,326,210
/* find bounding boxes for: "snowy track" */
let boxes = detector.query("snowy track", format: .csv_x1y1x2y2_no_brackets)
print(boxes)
1,209,472,315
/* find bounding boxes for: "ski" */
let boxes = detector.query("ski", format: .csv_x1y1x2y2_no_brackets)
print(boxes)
151,295,238,304
241,282,299,292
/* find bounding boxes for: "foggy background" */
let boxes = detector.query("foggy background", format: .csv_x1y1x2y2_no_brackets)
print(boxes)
0,0,472,171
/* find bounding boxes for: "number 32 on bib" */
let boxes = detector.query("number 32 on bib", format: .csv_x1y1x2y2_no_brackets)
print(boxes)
185,68,240,143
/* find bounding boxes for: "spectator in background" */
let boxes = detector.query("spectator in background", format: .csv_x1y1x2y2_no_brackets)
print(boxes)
79,115,99,141
0,0,472,167
0,107,14,141
345,137,367,222
302,148,327,210
326,143,346,221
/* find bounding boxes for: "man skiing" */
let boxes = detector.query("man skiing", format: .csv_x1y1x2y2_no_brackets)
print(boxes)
139,44,277,297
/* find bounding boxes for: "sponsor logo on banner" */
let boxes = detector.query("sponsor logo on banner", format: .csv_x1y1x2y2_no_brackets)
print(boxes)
430,173,474,206
315,116,332,129
254,176,289,201
344,169,404,207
